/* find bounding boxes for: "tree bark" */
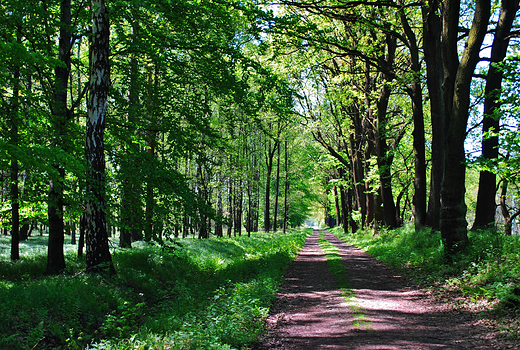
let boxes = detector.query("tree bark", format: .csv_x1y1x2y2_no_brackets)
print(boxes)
500,179,520,236
264,139,278,232
273,144,281,231
78,212,85,258
375,35,398,229
472,0,519,229
440,0,490,254
85,0,115,274
10,32,21,262
120,20,141,248
47,0,72,274
399,8,427,230
215,173,224,237
334,185,341,228
227,173,233,237
422,0,445,231
283,140,289,233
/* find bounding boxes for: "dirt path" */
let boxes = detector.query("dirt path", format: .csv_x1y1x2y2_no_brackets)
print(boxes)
253,230,513,349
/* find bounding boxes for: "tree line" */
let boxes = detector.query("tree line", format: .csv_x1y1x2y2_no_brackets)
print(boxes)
0,0,317,273
271,0,520,253
2,0,520,274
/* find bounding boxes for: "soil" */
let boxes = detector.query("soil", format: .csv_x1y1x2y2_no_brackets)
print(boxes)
253,230,516,349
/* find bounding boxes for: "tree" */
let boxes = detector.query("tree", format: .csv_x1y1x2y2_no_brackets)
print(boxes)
47,0,72,274
421,0,444,230
9,44,20,262
85,0,114,274
472,0,520,229
440,0,490,254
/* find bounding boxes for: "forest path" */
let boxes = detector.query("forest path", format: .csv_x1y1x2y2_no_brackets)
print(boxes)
253,230,512,349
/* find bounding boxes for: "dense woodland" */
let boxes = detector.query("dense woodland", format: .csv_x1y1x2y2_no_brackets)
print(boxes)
1,0,520,271
2,0,520,349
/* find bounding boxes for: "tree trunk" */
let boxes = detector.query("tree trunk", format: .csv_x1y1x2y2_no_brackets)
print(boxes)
282,140,289,233
85,0,115,274
273,144,281,231
144,72,156,242
334,185,341,228
215,176,223,237
499,180,520,236
119,20,141,248
347,187,358,231
234,186,243,237
47,168,66,272
70,220,76,245
422,0,445,230
10,33,21,262
349,131,366,226
227,174,233,237
375,43,398,229
400,9,427,230
47,0,72,274
440,0,490,254
264,139,278,232
78,212,85,258
338,167,349,232
19,221,30,241
472,0,519,229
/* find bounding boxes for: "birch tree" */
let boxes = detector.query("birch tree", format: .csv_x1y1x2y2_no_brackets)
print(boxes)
85,0,114,274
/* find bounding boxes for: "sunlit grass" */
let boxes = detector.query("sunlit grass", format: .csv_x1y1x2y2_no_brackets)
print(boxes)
0,228,311,350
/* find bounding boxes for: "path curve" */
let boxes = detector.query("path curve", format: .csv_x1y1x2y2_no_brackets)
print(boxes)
253,230,512,349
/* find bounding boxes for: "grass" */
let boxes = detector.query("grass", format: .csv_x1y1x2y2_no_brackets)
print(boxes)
331,224,520,340
0,228,311,350
317,231,371,330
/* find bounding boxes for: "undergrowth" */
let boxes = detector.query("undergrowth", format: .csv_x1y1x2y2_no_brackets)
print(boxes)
0,229,310,350
331,225,520,340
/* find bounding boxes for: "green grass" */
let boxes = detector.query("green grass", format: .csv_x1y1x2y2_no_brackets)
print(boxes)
0,229,311,350
331,225,520,340
317,231,371,330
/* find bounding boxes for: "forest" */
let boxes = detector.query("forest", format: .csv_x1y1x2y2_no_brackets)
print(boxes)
1,0,520,348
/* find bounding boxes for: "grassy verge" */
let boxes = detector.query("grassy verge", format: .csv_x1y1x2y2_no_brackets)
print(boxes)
331,225,520,340
0,229,311,350
317,231,371,330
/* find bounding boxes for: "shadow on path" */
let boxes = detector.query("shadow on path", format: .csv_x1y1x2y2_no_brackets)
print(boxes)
253,230,511,349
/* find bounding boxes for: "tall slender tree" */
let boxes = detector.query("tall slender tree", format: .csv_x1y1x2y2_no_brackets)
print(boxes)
47,0,72,274
9,43,20,262
472,0,519,229
85,0,114,274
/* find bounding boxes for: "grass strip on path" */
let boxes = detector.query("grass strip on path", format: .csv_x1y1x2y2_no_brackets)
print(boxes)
317,230,371,330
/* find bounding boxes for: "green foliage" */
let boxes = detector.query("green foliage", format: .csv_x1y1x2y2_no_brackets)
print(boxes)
0,229,310,349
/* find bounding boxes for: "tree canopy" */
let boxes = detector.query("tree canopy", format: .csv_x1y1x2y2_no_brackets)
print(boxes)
1,0,520,273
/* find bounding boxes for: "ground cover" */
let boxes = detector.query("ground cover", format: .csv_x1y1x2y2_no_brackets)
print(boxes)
0,229,310,350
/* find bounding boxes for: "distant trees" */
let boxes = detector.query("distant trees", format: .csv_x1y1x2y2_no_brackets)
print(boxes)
276,0,520,252
0,0,312,271
2,0,518,266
